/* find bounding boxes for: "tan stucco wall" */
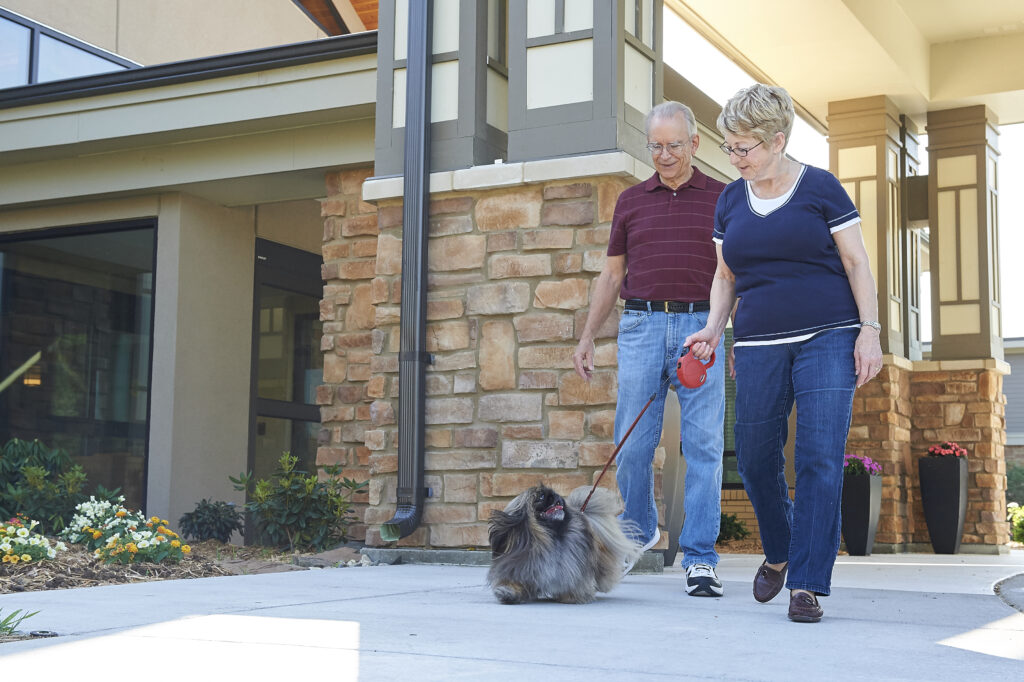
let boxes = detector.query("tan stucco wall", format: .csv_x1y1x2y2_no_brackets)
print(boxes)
148,193,255,525
257,199,324,255
2,0,326,65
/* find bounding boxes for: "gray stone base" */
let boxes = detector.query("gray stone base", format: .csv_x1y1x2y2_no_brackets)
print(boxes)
362,547,666,572
854,542,1009,555
362,548,492,566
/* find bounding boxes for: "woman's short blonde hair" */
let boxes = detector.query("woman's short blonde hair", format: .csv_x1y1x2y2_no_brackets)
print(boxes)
717,84,794,149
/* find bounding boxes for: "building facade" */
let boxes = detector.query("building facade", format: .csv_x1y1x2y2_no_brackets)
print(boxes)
0,0,1018,552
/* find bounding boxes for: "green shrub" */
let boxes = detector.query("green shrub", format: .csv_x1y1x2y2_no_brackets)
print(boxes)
717,512,750,543
179,499,245,543
231,452,366,552
0,438,88,534
1006,464,1024,505
1009,503,1024,543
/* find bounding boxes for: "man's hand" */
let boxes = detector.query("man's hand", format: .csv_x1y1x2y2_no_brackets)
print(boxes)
572,338,596,381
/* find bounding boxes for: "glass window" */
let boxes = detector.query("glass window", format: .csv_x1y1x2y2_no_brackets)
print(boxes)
257,285,323,404
37,34,128,83
0,224,155,510
0,17,31,88
249,240,324,492
253,417,320,482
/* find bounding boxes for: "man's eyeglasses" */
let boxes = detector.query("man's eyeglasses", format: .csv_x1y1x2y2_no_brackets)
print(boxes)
719,140,764,157
645,141,688,155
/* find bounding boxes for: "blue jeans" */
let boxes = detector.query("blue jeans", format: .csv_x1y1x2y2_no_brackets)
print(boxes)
614,308,725,568
733,328,858,595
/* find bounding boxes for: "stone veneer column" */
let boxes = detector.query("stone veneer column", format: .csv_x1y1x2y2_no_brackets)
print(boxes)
846,359,913,551
909,361,1009,549
317,166,380,543
353,154,653,548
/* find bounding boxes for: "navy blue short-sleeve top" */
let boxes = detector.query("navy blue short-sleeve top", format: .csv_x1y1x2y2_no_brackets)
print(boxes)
713,165,861,345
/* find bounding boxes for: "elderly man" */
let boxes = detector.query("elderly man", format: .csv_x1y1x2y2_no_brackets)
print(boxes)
572,101,726,597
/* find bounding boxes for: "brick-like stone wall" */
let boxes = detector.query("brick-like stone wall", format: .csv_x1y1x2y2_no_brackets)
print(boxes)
321,169,643,548
319,168,1011,552
316,167,381,543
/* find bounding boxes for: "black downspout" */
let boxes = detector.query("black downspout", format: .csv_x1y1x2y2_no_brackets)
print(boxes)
380,0,432,541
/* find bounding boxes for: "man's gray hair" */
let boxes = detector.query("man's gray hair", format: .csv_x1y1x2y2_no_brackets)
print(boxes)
645,101,696,138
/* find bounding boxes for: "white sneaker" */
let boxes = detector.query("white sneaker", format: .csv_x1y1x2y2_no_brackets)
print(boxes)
685,563,724,597
622,528,660,576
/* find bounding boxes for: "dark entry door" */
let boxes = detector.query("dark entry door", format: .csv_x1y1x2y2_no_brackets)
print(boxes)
249,239,323,483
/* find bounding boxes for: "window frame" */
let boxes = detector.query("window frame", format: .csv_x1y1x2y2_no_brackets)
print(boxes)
0,7,137,88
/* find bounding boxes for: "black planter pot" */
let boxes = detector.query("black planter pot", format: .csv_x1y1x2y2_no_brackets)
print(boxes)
918,456,968,554
841,473,882,556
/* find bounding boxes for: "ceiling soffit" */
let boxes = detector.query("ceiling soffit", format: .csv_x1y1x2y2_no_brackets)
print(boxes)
668,0,1024,127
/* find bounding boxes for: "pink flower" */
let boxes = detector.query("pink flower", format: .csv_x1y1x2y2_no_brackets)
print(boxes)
927,441,967,458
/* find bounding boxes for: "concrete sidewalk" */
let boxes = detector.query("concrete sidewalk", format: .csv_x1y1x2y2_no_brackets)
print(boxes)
1,551,1023,680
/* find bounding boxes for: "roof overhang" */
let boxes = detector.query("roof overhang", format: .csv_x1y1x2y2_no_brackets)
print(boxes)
0,32,378,210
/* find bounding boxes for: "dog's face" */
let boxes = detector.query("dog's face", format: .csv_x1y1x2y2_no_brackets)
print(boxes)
530,486,566,527
488,485,571,560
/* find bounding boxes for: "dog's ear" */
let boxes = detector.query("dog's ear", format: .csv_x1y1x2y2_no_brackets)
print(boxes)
488,507,530,559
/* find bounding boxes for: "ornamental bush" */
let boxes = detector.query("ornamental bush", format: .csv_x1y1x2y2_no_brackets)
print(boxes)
60,496,191,564
179,499,245,543
717,512,750,543
1,515,66,566
231,452,367,552
0,438,87,534
1009,503,1024,543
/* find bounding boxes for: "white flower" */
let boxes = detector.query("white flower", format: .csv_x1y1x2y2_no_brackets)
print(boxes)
16,527,29,538
0,542,10,553
5,526,14,534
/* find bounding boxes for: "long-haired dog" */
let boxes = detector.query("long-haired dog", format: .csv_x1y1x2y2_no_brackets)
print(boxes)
486,484,642,604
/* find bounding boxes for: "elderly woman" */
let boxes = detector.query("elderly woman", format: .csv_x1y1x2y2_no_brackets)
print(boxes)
685,84,882,623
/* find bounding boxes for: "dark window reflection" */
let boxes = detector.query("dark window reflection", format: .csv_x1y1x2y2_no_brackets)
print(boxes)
0,225,155,509
257,285,323,405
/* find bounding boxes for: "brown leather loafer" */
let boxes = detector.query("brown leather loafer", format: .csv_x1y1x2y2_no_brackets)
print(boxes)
752,560,787,603
788,591,823,623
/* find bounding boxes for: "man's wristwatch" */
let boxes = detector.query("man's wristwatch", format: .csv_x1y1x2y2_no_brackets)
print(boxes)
860,320,882,331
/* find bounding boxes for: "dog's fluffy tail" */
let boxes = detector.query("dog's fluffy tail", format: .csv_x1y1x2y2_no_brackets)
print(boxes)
567,486,643,586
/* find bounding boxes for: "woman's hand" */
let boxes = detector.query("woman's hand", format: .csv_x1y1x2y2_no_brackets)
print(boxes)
854,327,883,387
683,328,720,362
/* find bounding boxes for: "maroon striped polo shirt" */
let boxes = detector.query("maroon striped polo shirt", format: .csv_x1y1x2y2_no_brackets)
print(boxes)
607,167,724,302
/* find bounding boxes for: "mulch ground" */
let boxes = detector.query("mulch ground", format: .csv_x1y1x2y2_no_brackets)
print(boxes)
0,540,300,596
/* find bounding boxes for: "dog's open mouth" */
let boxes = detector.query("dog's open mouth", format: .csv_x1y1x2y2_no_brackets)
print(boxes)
542,502,564,522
